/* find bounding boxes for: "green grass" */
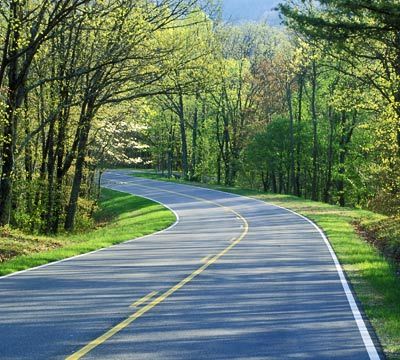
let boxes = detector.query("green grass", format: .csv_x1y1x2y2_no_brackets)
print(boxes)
0,188,175,276
130,170,400,359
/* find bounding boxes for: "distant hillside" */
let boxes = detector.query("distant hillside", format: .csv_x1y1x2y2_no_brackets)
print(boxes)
221,0,282,24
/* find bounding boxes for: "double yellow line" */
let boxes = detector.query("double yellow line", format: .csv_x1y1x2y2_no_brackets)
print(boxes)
130,291,158,308
66,181,249,359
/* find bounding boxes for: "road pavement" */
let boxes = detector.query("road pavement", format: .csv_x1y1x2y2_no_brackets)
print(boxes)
0,170,381,359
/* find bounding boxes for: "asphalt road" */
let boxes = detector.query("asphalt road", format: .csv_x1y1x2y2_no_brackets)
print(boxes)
0,170,381,359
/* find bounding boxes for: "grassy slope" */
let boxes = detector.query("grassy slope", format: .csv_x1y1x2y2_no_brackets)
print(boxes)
0,188,175,276
130,171,400,359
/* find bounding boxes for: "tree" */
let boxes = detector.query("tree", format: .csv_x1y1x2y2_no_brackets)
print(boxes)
155,11,216,180
0,0,88,225
279,0,400,211
0,0,213,232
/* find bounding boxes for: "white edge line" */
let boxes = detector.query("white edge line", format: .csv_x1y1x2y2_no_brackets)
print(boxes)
131,175,381,360
0,187,180,280
273,205,381,360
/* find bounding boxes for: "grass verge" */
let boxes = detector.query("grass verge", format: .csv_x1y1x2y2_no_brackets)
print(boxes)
130,170,400,359
0,188,175,276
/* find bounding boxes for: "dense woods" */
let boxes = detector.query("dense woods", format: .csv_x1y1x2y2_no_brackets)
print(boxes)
0,0,210,232
0,0,399,234
144,1,400,217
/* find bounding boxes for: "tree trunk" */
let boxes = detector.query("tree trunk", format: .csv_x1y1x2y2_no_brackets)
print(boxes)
336,111,356,207
394,32,400,156
0,2,19,225
261,171,268,192
310,60,319,201
178,92,188,180
324,106,335,203
222,114,232,186
286,83,295,194
45,116,56,233
0,54,24,225
271,171,277,193
167,121,174,178
295,73,304,197
190,96,199,180
0,117,15,225
278,171,283,194
65,102,93,232
24,98,34,215
52,108,69,233
217,152,222,185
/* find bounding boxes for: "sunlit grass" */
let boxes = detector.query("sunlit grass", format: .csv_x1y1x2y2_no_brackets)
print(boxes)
0,188,175,276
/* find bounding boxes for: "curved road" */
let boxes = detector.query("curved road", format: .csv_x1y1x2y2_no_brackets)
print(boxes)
0,170,380,359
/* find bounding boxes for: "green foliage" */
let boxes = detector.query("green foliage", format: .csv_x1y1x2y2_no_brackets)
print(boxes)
0,0,213,232
243,118,289,186
278,0,400,212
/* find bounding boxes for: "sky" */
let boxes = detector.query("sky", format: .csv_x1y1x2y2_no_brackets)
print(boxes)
221,0,282,24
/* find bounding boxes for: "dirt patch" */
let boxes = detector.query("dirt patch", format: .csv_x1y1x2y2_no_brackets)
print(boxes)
355,220,400,271
0,228,64,263
0,249,20,262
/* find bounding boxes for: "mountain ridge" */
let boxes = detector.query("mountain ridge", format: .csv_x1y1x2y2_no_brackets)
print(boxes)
221,0,281,24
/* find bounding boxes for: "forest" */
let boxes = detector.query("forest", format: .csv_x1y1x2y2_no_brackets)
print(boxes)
0,0,399,234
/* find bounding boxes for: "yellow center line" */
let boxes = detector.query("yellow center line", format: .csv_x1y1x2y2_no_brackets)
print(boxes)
201,255,212,263
66,181,249,360
130,291,158,308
